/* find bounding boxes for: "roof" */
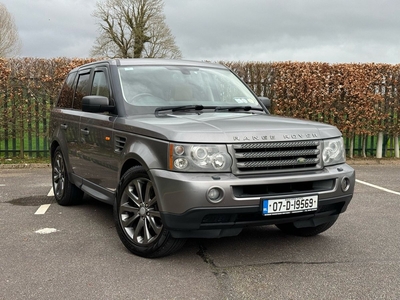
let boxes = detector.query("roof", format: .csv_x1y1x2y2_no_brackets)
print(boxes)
70,58,226,73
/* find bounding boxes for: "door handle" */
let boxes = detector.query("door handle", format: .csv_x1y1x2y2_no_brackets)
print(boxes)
81,128,90,135
61,124,68,130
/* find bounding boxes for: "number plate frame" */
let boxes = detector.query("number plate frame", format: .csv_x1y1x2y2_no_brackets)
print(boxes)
262,195,318,216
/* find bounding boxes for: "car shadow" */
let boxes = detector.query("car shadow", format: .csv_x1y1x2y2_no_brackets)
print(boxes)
68,194,338,262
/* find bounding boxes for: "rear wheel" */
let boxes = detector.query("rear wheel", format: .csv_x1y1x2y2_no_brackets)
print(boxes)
276,219,337,237
52,146,83,206
114,166,186,258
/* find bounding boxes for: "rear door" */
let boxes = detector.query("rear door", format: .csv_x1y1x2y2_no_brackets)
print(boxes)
61,69,91,178
51,71,82,174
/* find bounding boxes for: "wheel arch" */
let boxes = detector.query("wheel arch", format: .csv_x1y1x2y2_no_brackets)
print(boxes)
120,158,143,179
50,139,78,187
50,140,60,160
118,138,168,180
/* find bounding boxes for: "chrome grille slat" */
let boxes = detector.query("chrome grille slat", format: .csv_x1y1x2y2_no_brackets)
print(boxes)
232,140,321,173
237,158,320,168
236,149,320,159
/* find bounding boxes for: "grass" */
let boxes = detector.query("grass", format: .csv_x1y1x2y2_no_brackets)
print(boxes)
0,156,50,165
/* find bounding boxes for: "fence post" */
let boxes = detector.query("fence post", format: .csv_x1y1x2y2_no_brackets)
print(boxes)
349,134,354,159
376,132,383,159
361,134,366,158
395,136,399,158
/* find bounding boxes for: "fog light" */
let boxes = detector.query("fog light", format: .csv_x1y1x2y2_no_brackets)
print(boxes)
207,187,224,203
341,177,350,192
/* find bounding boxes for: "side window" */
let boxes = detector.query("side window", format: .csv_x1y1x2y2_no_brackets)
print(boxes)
91,71,110,98
57,72,76,108
73,72,90,110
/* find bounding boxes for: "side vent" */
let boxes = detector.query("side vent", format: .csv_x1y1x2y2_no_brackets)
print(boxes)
115,136,126,153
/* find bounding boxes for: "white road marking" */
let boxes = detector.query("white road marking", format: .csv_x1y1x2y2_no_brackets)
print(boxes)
35,228,58,234
35,204,51,215
47,188,54,197
0,184,5,187
356,179,400,196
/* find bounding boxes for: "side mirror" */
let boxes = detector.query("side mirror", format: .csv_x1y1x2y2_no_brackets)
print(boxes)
82,95,114,113
258,97,271,110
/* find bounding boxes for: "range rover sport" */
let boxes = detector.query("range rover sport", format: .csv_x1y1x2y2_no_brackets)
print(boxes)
50,59,355,258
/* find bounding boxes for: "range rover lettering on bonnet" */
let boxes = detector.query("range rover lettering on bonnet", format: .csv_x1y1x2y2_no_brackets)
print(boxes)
232,133,318,141
283,133,318,139
233,135,276,141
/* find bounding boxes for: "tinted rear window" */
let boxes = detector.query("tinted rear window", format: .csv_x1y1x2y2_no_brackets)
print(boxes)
57,72,76,108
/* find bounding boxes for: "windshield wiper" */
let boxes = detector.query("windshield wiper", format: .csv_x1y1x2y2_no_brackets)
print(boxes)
155,105,264,116
214,106,264,112
155,105,210,116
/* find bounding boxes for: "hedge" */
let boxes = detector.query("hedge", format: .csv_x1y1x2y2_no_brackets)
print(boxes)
0,58,399,158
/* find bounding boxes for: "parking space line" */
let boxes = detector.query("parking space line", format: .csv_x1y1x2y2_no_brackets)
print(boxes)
35,204,51,215
47,188,54,197
356,179,400,196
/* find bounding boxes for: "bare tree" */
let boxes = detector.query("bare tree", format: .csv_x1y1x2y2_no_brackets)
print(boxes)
0,3,21,57
143,13,181,59
91,0,181,59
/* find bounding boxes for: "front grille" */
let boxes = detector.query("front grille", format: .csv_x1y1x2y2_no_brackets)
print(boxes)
232,140,321,174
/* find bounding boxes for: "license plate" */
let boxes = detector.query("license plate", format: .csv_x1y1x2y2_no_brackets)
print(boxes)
262,195,318,216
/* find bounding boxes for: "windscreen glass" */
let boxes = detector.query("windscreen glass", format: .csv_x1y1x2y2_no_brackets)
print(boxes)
118,65,262,114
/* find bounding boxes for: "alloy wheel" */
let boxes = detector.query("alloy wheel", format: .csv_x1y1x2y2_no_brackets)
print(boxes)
119,178,163,245
53,152,65,199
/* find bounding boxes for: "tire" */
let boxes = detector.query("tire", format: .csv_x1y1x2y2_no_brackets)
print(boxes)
114,166,186,258
275,219,337,237
52,146,83,206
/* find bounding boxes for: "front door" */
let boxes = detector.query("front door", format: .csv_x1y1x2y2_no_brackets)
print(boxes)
75,67,119,190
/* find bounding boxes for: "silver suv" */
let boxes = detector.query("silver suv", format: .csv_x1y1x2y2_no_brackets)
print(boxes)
50,59,355,258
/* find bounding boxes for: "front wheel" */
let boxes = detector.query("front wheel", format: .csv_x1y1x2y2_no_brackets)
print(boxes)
275,219,337,237
114,166,186,258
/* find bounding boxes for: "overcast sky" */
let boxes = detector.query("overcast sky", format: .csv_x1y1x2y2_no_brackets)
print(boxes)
2,0,400,63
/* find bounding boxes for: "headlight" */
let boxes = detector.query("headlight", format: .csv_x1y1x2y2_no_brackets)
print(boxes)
169,143,232,172
322,137,346,166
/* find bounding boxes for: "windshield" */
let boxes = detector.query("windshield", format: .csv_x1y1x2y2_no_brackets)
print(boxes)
118,65,263,114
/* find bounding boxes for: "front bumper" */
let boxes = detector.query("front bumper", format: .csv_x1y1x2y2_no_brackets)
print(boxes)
150,164,355,238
